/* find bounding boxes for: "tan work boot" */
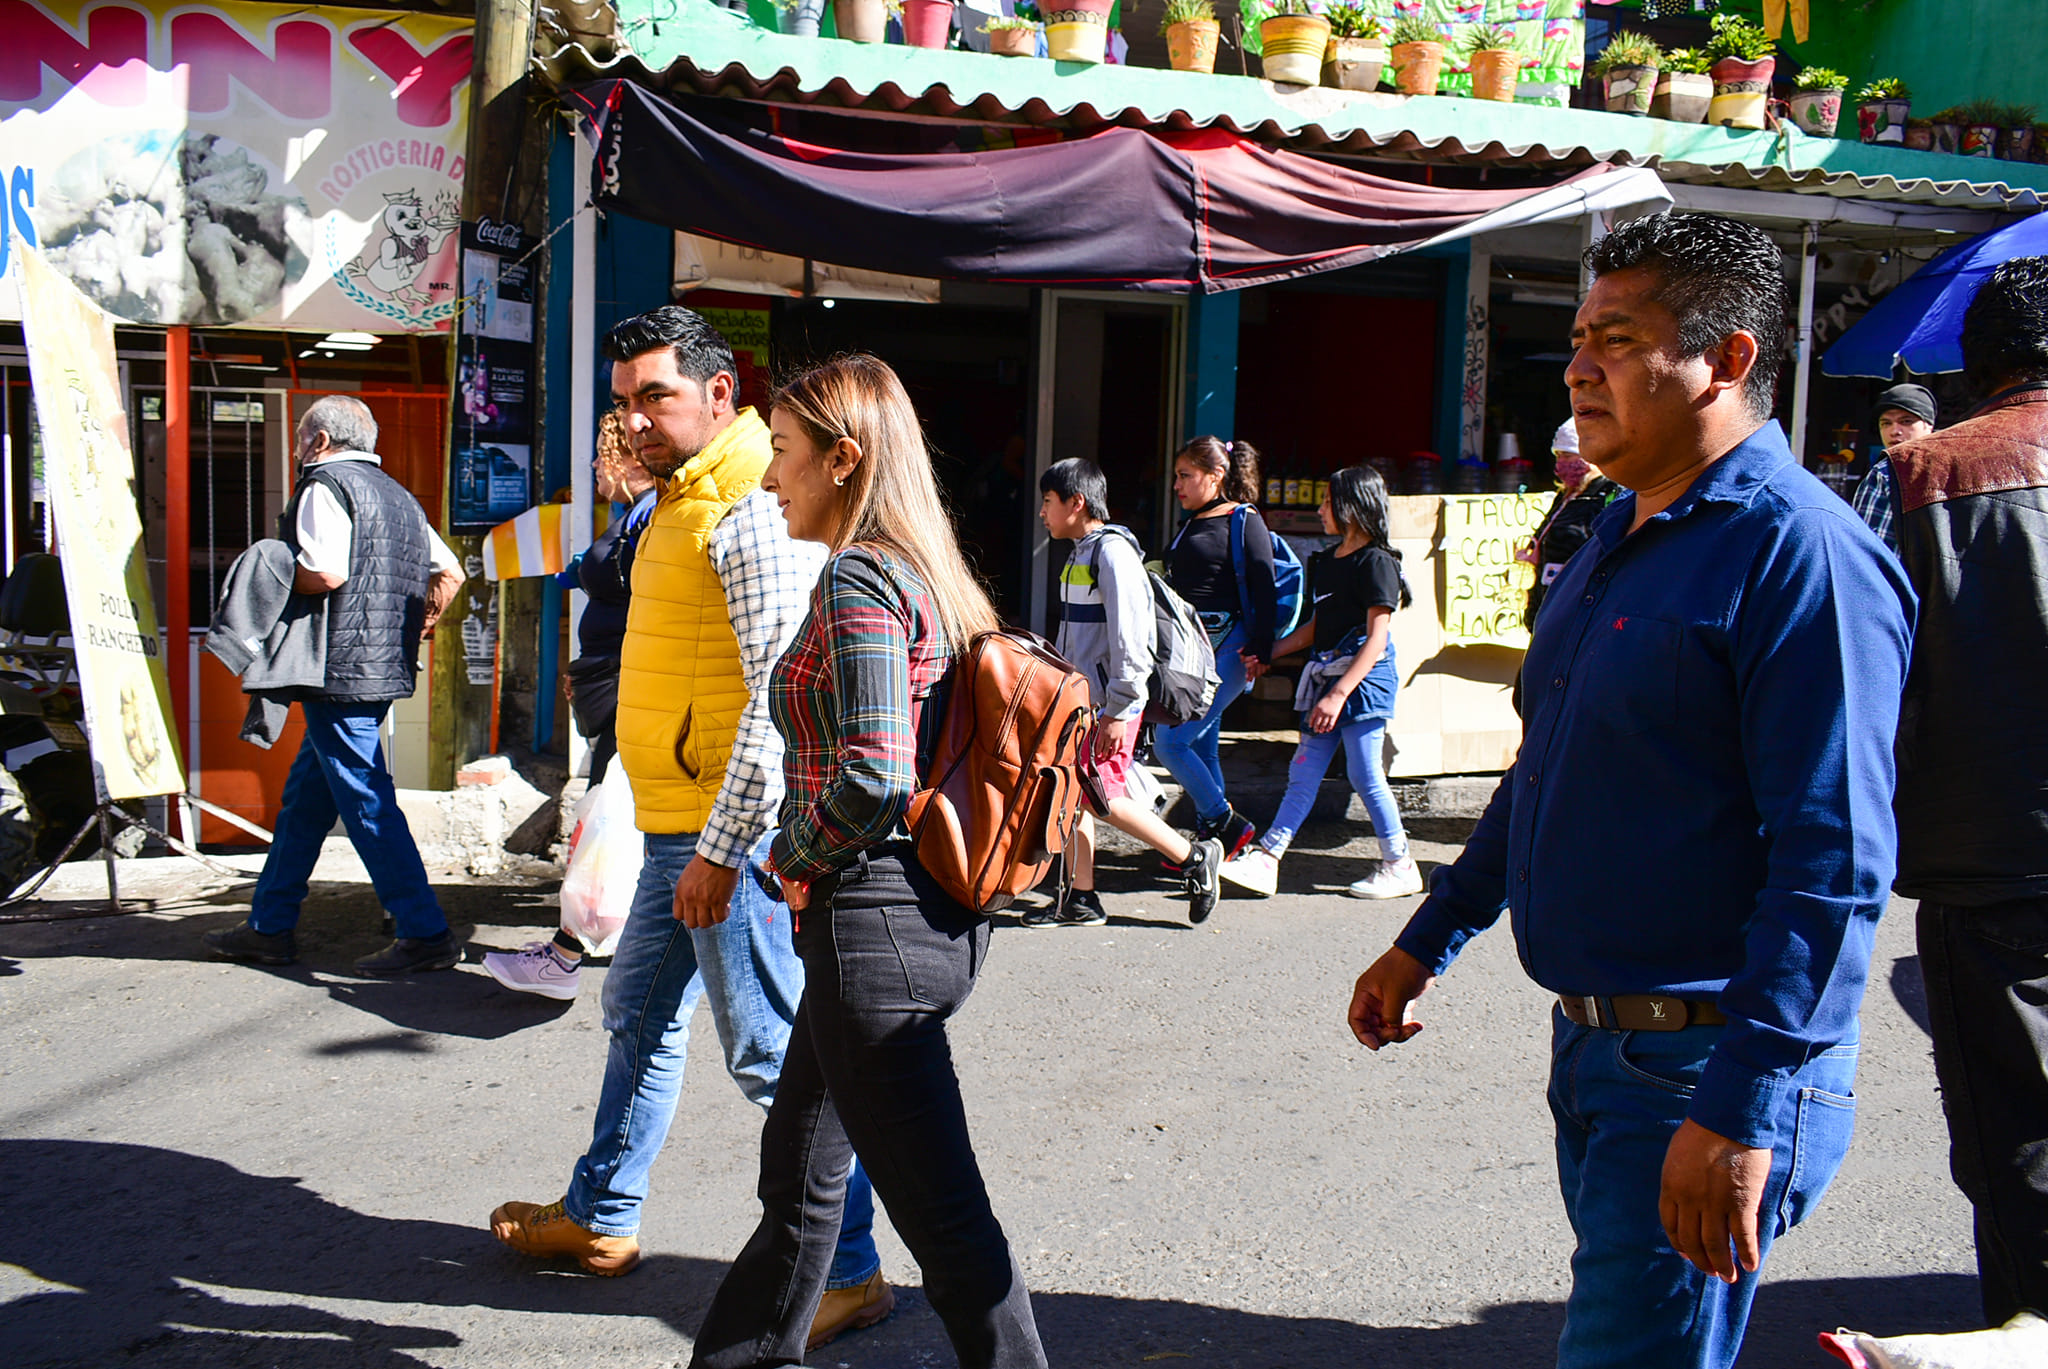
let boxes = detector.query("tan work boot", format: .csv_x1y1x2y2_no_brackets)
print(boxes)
489,1199,641,1276
808,1269,896,1350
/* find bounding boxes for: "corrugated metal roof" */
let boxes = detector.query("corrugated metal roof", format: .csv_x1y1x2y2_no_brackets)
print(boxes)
541,3,2048,213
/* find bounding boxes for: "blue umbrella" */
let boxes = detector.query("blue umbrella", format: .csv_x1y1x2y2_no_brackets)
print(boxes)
1822,212,2048,377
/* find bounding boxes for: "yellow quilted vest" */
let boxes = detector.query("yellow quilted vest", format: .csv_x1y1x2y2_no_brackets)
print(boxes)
615,408,771,834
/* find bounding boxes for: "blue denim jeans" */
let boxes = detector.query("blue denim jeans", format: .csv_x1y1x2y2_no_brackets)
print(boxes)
565,829,879,1288
1259,717,1406,860
1548,1008,1859,1369
249,700,445,940
1152,623,1251,829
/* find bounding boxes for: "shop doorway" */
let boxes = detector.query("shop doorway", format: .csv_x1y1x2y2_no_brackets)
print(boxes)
1031,293,1184,634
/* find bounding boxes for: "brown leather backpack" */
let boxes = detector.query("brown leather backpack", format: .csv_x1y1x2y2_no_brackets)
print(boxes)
907,630,1095,915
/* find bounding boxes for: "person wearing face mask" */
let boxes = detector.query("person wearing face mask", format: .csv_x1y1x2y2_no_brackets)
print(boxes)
1524,418,1619,630
1849,382,1939,554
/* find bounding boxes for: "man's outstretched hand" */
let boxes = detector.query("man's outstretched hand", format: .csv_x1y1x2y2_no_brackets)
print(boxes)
1347,946,1434,1050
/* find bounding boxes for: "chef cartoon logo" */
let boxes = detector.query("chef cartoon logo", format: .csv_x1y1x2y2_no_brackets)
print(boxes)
340,188,459,316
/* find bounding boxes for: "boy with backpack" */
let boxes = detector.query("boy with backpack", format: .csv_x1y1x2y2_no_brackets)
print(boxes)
1035,458,1225,927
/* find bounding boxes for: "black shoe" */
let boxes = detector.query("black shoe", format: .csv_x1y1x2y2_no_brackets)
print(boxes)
1022,888,1108,928
354,933,461,976
203,920,297,965
1214,811,1258,863
1184,838,1224,924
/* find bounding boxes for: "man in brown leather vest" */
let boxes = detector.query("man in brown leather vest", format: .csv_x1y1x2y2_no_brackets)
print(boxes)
1889,255,2048,1327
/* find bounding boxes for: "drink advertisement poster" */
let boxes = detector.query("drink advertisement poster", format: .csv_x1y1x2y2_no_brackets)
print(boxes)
0,0,473,332
451,218,535,531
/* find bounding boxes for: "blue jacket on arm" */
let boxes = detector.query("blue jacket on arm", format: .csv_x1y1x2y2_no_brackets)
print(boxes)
1395,423,1916,1151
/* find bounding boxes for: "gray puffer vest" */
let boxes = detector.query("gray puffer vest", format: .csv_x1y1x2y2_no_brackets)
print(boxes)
282,458,433,702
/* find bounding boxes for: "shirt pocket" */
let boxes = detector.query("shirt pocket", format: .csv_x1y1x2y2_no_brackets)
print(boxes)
1575,614,1681,737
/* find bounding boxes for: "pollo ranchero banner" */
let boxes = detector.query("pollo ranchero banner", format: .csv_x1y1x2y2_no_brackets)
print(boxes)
17,246,183,800
0,0,473,332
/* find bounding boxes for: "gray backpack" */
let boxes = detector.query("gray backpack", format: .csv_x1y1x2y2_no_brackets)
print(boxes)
1091,527,1219,727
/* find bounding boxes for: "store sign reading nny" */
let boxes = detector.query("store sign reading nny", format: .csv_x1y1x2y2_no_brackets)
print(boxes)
0,0,473,331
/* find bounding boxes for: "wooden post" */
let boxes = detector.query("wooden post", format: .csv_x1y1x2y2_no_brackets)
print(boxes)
429,0,536,787
163,326,191,837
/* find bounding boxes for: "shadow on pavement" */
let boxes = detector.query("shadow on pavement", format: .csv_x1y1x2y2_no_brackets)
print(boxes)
1890,954,1933,1039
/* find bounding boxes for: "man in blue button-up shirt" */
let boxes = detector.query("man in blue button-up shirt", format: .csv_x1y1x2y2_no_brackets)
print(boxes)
1347,214,1915,1369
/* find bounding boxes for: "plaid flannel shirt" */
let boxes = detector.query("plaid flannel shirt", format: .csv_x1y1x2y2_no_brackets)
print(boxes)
697,489,829,869
768,548,951,883
1850,456,1898,553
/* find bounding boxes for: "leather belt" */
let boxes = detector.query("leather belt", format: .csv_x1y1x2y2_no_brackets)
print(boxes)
1558,993,1726,1032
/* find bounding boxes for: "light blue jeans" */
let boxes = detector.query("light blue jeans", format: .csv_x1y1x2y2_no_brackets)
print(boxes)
565,829,879,1289
1151,622,1251,829
249,700,444,940
1549,1010,1859,1368
1259,718,1407,861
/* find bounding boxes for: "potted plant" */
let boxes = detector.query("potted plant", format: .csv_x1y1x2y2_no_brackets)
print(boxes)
1903,117,1935,151
902,0,954,48
1387,14,1447,97
1999,105,2038,161
1461,24,1523,103
1044,0,1114,63
1789,67,1847,137
1591,30,1661,117
1704,12,1775,130
1157,0,1219,72
983,12,1039,56
832,0,891,42
2034,123,2048,165
1959,99,2003,157
1651,47,1713,123
1928,107,1963,155
1257,0,1331,86
1855,77,1911,144
1321,3,1386,93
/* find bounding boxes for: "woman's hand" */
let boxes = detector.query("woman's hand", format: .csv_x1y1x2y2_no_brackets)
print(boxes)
1241,650,1268,681
1309,689,1345,735
779,875,810,912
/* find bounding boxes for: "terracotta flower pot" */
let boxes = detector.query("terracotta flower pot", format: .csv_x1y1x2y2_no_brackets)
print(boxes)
1708,55,1774,130
832,0,886,42
1390,39,1447,96
1857,97,1910,144
1260,14,1332,87
1789,89,1843,137
1468,47,1521,103
1165,19,1220,73
1902,123,1934,151
1601,63,1657,117
987,24,1037,55
1044,0,1112,63
2000,126,2036,161
901,0,952,48
1963,122,1999,157
1651,71,1712,123
1322,36,1387,92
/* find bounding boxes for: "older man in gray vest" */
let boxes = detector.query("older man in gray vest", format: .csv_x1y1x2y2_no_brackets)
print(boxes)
205,395,466,976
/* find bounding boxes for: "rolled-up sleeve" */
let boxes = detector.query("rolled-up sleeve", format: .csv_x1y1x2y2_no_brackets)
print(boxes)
1691,510,1914,1148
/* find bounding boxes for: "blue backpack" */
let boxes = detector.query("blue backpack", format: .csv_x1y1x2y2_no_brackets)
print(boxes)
1230,505,1306,645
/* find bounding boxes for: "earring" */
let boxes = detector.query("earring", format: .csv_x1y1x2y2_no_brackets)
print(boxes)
834,476,845,487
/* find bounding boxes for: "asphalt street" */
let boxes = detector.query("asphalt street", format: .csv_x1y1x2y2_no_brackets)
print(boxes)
0,820,1979,1368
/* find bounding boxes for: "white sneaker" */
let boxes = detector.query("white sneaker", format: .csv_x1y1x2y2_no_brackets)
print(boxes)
1219,847,1280,897
482,941,582,1000
1347,856,1424,900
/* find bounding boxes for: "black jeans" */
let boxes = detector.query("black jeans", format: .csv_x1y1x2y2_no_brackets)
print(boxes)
689,846,1046,1369
1919,898,2048,1325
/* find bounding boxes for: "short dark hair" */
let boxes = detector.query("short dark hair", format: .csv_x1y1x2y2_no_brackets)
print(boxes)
1039,457,1110,522
601,305,737,387
1961,256,2048,395
1583,212,1788,420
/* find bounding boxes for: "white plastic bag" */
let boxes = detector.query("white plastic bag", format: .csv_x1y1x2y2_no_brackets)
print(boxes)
559,764,644,957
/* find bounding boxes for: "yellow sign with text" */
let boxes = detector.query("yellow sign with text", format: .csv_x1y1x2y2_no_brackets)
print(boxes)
1438,493,1545,649
17,247,184,800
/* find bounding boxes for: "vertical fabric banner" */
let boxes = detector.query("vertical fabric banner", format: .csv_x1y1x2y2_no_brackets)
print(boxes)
1437,493,1545,650
17,248,184,799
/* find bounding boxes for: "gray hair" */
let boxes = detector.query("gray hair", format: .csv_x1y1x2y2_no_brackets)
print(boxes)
299,395,378,455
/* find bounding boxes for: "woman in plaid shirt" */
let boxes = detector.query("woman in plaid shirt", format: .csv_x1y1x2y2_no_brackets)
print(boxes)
688,356,1048,1369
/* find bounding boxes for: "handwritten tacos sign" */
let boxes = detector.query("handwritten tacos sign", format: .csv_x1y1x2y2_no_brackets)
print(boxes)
0,0,473,332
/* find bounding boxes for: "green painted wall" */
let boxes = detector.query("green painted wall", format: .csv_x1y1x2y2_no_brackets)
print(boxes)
1765,0,2048,117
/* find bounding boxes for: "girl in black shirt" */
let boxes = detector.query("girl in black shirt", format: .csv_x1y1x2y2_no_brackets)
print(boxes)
1156,435,1278,859
1219,466,1423,900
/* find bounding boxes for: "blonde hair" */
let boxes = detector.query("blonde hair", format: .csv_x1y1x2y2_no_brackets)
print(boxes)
595,409,637,490
772,354,999,653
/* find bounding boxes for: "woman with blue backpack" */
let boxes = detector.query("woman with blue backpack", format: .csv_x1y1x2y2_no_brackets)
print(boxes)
1219,465,1423,901
1155,436,1303,861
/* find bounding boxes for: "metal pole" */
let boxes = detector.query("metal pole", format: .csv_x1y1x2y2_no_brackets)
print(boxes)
164,326,191,841
1791,223,1819,463
566,123,596,780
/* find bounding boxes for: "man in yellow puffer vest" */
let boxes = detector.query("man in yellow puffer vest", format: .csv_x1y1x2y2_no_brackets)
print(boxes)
490,309,893,1346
